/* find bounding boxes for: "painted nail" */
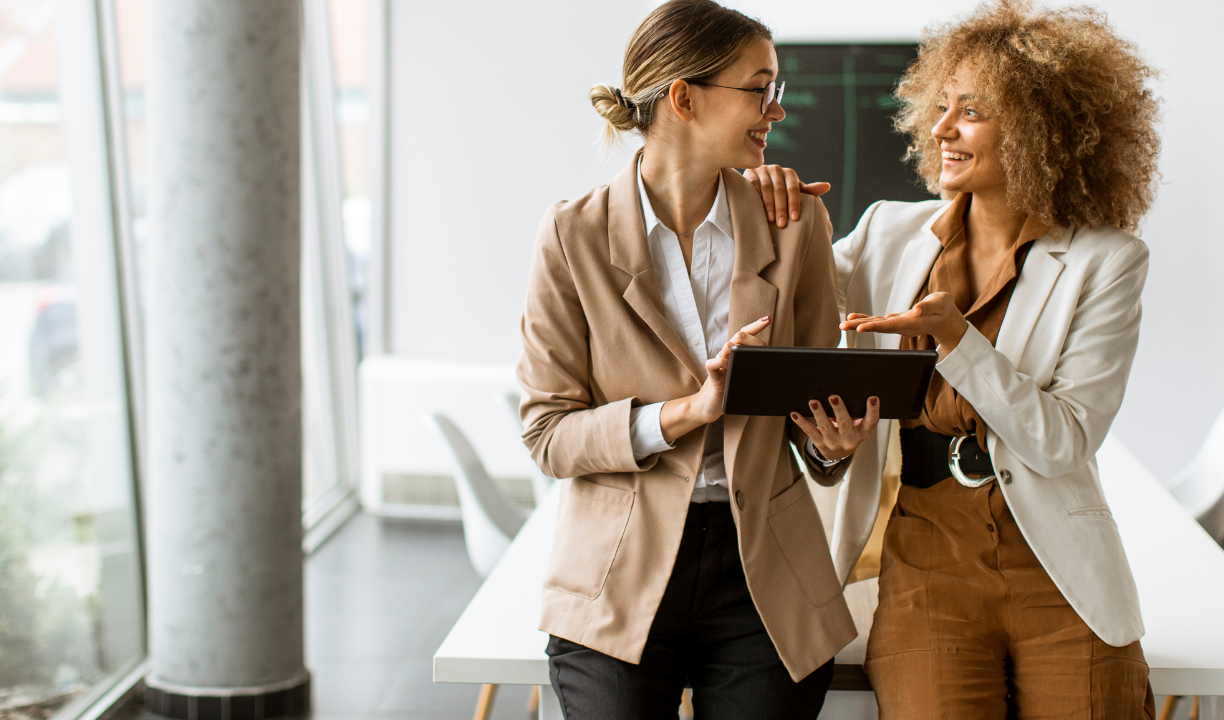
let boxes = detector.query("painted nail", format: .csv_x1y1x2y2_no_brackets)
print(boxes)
759,316,769,322
790,413,800,421
869,397,878,407
830,397,839,405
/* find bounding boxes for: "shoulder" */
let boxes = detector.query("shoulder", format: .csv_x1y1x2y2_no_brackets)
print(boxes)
547,183,612,235
1059,224,1147,261
864,198,950,235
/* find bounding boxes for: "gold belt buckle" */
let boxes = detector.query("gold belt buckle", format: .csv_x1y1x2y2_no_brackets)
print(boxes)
948,435,996,488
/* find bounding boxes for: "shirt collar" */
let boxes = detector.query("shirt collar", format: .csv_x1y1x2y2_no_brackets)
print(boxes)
636,156,733,239
932,192,1050,249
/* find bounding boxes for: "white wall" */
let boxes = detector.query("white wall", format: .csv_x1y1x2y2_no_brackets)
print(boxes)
388,0,1224,482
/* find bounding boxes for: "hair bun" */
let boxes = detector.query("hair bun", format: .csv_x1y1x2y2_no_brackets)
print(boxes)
612,87,637,110
590,83,640,136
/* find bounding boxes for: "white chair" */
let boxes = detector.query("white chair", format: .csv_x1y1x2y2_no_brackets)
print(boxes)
496,391,554,506
424,413,529,720
1168,410,1224,543
424,413,527,578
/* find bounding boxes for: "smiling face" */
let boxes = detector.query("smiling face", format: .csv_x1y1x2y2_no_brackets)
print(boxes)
683,37,785,170
930,68,1007,197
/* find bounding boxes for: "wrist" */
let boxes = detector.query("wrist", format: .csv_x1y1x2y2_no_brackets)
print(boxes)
934,316,969,357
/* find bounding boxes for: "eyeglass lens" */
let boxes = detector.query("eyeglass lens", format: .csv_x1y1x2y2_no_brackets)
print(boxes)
761,81,786,113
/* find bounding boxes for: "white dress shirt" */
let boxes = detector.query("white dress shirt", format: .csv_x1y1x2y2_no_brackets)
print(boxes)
628,160,735,502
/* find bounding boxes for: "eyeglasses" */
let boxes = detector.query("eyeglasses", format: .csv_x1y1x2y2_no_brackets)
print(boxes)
687,79,785,114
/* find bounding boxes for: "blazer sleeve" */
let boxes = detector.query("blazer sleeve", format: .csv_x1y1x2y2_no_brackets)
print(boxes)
936,237,1149,478
784,195,850,486
516,205,655,480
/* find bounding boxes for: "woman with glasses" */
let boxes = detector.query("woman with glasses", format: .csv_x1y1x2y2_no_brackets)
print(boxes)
743,1,1161,717
516,1,878,717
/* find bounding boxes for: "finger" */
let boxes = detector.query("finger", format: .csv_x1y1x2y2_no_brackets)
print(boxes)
828,395,854,430
802,181,831,197
729,330,768,347
768,166,789,227
808,399,836,436
789,411,823,442
743,166,761,192
757,168,776,222
783,168,803,221
856,396,881,437
846,313,871,320
741,315,771,336
706,355,728,373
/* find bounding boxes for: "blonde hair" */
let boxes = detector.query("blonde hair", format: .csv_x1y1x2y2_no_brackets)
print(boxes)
591,0,771,147
894,0,1161,231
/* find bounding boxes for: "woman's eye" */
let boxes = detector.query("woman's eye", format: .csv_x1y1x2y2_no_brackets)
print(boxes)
964,107,978,117
936,104,948,113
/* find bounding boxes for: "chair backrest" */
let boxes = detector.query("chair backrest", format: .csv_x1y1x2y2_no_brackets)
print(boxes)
1169,410,1224,542
426,413,527,577
497,391,554,504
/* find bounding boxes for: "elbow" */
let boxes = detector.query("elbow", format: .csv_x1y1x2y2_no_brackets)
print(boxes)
1007,418,1099,478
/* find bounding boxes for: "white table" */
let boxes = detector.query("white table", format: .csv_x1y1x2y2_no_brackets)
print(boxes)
435,435,1224,718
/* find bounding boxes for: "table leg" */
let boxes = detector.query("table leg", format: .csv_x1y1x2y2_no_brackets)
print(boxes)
1201,696,1224,720
540,684,563,720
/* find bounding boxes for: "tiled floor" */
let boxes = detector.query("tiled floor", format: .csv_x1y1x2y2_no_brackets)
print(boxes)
305,514,535,720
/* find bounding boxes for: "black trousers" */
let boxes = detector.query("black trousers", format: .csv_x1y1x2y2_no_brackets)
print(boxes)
547,501,834,720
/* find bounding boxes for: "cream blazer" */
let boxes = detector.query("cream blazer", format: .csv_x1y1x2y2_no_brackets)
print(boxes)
517,154,855,681
831,199,1149,646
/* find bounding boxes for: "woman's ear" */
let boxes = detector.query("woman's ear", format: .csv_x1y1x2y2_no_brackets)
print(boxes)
666,78,697,123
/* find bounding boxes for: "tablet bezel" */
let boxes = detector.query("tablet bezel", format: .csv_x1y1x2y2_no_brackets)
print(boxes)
722,346,939,420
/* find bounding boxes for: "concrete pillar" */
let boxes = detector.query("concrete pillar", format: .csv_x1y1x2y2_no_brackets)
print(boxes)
145,2,307,718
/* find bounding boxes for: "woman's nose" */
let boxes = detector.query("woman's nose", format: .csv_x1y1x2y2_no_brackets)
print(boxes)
765,99,785,123
931,111,956,141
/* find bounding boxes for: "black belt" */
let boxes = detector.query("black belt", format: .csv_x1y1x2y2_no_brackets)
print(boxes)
899,426,996,489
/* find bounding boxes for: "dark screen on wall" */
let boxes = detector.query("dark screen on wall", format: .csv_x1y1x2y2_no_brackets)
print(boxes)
767,44,935,240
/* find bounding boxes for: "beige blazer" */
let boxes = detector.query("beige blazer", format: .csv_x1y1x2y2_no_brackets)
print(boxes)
830,199,1148,646
517,153,856,681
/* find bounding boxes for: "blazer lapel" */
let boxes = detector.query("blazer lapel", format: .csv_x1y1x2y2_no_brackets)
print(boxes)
994,233,1067,364
608,152,704,382
878,211,946,350
721,169,780,487
724,168,779,344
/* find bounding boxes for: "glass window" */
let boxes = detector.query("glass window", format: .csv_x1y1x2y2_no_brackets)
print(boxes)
329,0,369,360
0,0,145,713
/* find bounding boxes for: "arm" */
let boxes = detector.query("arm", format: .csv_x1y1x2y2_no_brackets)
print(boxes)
517,206,650,479
845,238,1149,478
937,240,1148,477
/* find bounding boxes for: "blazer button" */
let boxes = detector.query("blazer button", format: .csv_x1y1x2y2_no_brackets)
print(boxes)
735,491,745,510
999,469,1012,485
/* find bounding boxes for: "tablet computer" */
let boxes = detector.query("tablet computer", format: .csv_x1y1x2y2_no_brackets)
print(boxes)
722,346,939,420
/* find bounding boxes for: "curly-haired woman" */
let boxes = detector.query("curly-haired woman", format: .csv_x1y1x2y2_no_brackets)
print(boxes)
745,1,1161,716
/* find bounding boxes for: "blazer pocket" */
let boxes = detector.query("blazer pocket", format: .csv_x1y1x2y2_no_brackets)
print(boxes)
767,479,841,608
543,479,635,600
1069,506,1114,520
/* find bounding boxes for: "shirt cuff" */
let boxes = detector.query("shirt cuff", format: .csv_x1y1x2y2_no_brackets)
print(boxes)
629,402,675,461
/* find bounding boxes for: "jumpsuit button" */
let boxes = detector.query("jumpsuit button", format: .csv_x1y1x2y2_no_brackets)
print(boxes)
999,469,1012,484
735,490,745,510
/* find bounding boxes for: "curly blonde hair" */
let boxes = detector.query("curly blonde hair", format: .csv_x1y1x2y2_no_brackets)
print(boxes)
894,0,1161,231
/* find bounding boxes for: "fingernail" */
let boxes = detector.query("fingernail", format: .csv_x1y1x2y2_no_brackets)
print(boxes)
869,397,878,407
830,397,839,405
791,211,799,220
790,413,800,420
767,211,774,220
760,316,769,322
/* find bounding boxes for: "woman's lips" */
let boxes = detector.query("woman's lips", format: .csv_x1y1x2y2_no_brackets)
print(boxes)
749,130,768,148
